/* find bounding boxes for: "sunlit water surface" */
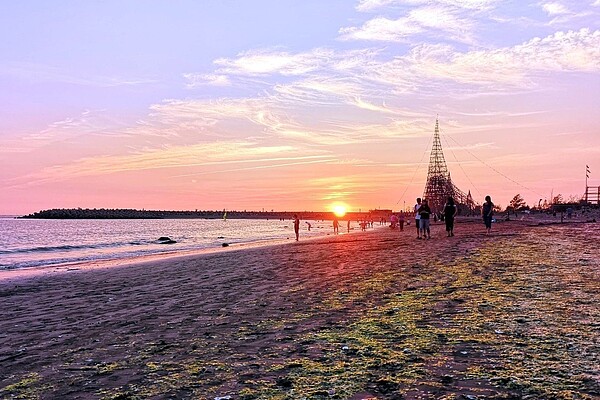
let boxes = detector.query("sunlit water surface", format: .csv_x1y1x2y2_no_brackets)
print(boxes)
0,218,344,270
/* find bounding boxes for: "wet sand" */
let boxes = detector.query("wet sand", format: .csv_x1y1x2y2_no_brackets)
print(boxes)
0,218,599,399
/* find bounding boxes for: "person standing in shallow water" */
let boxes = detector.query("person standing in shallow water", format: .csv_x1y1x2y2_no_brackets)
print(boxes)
443,197,458,237
333,217,339,234
398,211,405,231
293,214,300,241
482,195,494,235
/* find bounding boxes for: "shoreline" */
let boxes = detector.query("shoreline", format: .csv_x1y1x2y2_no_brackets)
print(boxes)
0,223,377,284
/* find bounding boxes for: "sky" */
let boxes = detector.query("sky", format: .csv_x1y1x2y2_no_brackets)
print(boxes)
1,0,599,215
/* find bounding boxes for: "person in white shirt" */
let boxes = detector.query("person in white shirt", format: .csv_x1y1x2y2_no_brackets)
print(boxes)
414,197,422,239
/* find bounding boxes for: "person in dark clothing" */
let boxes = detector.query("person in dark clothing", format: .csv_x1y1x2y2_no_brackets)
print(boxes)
293,214,300,241
443,197,458,237
419,199,432,239
482,195,494,234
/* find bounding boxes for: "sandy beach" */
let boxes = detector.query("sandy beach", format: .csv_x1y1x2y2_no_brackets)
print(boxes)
1,218,599,399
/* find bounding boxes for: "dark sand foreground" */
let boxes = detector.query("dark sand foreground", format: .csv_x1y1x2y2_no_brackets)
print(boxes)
1,219,599,399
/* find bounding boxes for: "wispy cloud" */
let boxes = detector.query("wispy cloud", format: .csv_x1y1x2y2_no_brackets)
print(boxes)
541,2,571,15
0,110,132,154
340,6,477,44
356,0,499,12
0,62,156,87
183,73,231,87
5,142,330,188
213,48,335,76
345,0,500,44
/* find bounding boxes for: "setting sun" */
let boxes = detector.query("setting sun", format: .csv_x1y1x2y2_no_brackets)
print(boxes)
331,203,348,218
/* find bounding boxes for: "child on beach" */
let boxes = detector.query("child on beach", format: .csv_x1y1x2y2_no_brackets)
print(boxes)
482,195,494,235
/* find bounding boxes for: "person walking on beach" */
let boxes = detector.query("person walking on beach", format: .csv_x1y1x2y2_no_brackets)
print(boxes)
333,217,339,234
347,219,351,233
414,198,423,239
293,214,300,241
419,199,432,239
398,211,405,231
443,197,458,237
482,195,494,235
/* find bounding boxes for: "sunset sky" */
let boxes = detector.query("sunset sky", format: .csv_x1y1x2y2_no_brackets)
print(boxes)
1,1,599,215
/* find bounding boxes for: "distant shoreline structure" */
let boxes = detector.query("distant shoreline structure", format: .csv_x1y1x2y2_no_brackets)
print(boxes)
19,208,394,220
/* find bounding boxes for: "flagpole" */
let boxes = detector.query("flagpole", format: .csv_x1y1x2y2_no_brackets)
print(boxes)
585,165,590,203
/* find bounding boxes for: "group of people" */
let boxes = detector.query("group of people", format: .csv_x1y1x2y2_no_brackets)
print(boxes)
292,195,495,241
411,195,495,239
292,214,352,241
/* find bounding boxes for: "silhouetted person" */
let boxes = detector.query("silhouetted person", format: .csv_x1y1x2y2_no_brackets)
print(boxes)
444,197,458,237
482,195,494,234
347,219,351,233
333,217,339,234
419,199,431,239
293,214,300,241
398,211,405,231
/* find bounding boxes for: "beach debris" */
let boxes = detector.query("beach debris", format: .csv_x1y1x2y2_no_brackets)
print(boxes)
275,377,293,388
217,236,225,239
157,236,177,244
222,243,229,247
214,396,232,400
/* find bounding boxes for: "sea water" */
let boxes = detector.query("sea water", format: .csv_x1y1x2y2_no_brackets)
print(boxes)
0,218,342,270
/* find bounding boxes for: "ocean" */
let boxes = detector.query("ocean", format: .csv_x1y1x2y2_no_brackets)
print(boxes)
0,217,349,271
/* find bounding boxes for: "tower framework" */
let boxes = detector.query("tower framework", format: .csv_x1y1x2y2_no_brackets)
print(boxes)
423,119,475,214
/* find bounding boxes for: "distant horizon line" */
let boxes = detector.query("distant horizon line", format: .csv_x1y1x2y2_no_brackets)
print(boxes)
16,207,401,218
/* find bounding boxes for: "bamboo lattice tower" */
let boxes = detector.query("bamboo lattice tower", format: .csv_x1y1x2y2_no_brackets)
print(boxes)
423,118,475,214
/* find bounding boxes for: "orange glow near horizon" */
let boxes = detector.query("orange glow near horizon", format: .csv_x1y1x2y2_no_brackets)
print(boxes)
331,203,348,218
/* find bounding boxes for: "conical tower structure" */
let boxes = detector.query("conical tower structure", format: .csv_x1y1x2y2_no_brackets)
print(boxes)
423,118,475,214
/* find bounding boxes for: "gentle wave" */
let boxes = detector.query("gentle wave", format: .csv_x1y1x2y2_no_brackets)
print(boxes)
0,239,157,255
0,218,349,270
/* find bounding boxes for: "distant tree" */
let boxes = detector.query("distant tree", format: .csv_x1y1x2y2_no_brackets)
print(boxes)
567,194,583,203
552,194,563,204
510,194,526,209
508,194,527,215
